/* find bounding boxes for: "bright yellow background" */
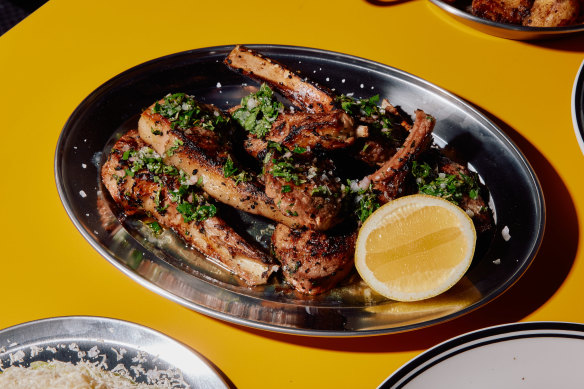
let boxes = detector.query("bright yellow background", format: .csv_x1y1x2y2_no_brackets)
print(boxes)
1,0,583,387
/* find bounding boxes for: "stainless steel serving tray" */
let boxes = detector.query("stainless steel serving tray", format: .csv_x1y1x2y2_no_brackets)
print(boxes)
429,0,584,40
0,316,228,388
55,44,545,336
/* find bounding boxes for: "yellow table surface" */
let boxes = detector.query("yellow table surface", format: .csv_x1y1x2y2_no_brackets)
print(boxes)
1,0,584,387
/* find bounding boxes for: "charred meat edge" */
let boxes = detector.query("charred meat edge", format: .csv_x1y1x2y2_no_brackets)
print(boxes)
225,45,336,114
138,101,305,229
101,130,277,285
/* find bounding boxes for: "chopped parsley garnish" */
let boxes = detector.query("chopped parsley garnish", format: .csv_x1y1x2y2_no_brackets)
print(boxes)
336,94,395,140
293,145,307,154
122,147,179,179
345,180,381,223
232,84,283,139
119,145,216,223
337,94,380,117
146,221,162,235
412,161,480,204
356,185,380,223
222,156,250,184
176,201,217,223
223,156,238,177
269,159,305,186
152,93,229,131
281,185,292,193
310,185,332,197
266,140,284,153
171,186,217,222
166,139,183,157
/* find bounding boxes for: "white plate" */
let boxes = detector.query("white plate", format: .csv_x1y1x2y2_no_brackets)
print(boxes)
0,316,229,388
379,321,584,388
571,60,584,156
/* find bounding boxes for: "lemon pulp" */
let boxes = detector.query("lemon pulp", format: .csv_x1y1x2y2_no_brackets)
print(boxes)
355,194,476,302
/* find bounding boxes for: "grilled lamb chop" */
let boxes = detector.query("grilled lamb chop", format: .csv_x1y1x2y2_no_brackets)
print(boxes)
438,158,494,234
225,45,336,113
272,224,356,295
241,110,355,160
101,130,278,285
138,93,301,228
367,110,436,203
263,152,344,231
267,110,355,151
343,97,412,168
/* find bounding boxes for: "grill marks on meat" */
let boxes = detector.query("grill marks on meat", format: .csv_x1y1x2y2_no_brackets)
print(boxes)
268,111,355,151
225,45,336,113
264,157,343,231
138,101,300,228
243,110,355,162
272,224,356,295
101,131,277,285
368,110,436,203
99,46,494,295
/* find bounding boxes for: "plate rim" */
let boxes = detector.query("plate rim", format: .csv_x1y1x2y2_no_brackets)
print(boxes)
54,44,546,336
428,0,584,39
379,321,584,388
0,315,229,388
571,60,584,156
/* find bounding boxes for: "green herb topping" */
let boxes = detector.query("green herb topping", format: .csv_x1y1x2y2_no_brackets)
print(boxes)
310,185,332,197
120,146,216,223
269,158,305,186
166,138,183,157
152,93,229,131
123,147,179,179
232,84,283,138
222,156,250,184
170,185,217,222
344,180,381,223
336,94,395,140
146,221,162,234
412,161,480,204
337,94,380,117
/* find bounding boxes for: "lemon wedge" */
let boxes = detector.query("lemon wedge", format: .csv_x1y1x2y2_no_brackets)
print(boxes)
355,194,476,302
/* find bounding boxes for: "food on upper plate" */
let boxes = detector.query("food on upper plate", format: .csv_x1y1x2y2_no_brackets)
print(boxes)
101,45,493,296
523,0,581,26
470,0,581,26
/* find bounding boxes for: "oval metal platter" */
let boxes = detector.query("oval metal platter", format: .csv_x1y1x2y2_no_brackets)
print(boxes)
0,316,228,388
55,44,545,336
429,0,584,40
